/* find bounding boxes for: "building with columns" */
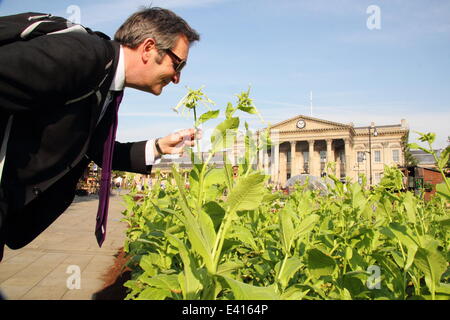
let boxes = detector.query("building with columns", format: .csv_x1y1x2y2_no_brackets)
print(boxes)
256,115,409,186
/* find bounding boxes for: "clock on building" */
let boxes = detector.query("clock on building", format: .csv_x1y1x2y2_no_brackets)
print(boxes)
296,119,306,129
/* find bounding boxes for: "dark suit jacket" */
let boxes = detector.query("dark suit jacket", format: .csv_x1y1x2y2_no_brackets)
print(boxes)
0,32,150,249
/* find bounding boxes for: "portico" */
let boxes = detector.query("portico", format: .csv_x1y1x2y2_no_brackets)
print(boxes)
257,115,409,186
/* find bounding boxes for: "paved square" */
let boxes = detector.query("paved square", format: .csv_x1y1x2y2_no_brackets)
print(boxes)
0,192,128,300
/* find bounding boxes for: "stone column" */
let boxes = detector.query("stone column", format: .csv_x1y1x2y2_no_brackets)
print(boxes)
336,149,343,179
290,141,296,177
274,143,280,184
326,139,333,174
344,138,351,180
308,140,315,176
279,148,287,185
263,148,270,175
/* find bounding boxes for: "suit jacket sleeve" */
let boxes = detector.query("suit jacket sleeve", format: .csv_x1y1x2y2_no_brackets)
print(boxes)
86,140,150,175
0,32,112,114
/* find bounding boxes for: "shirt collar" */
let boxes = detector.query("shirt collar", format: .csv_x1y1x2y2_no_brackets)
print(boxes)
109,45,125,91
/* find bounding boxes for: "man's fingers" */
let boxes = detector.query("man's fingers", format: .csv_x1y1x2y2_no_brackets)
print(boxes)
174,128,202,142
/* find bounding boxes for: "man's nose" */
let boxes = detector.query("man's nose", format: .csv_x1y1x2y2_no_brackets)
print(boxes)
172,72,180,84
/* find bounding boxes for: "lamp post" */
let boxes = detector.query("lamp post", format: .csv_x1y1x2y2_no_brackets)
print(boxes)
368,124,378,186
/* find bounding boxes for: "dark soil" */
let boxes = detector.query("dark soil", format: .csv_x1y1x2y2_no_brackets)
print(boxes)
92,247,131,300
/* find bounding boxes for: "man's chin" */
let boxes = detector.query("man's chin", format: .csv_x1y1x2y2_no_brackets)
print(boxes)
149,86,163,96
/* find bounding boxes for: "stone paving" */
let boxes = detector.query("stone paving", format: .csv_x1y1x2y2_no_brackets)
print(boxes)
0,191,128,300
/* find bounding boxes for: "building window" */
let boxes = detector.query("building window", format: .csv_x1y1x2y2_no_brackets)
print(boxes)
320,151,327,162
357,151,365,163
392,149,400,162
374,150,381,163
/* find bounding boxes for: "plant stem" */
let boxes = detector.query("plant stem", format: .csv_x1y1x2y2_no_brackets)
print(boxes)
193,106,203,164
196,152,214,213
211,210,234,273
277,254,289,284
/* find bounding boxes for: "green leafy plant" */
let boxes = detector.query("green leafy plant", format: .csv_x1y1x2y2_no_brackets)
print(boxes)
121,89,449,300
409,132,450,202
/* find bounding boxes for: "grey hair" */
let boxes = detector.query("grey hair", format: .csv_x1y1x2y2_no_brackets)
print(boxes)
114,7,200,54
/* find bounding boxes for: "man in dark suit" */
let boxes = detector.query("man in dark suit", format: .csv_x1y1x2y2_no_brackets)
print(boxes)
0,7,201,260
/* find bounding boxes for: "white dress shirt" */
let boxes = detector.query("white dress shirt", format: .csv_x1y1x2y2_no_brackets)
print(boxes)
98,45,161,166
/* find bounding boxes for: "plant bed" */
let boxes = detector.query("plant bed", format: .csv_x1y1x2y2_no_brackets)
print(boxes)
120,89,450,300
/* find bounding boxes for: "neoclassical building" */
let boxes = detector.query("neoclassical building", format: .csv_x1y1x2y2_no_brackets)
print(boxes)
145,115,409,187
255,115,409,186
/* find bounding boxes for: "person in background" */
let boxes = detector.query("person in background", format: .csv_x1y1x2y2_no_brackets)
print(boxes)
114,176,123,195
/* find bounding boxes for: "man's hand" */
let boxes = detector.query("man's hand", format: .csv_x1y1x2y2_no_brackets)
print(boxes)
154,128,203,157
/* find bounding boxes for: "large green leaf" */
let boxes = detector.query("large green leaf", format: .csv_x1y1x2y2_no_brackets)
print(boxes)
277,257,303,289
414,239,447,298
238,105,257,114
307,248,336,278
403,191,417,224
203,201,226,231
350,183,368,212
280,286,310,300
211,117,240,152
388,222,420,251
217,261,244,277
223,277,280,300
166,234,203,300
436,217,450,231
227,225,258,251
139,254,158,276
436,183,450,201
386,222,420,271
226,172,267,212
204,168,226,189
136,287,170,300
198,210,217,251
279,205,319,255
195,109,219,126
295,214,320,239
437,148,449,170
279,203,295,254
171,166,215,272
143,274,180,293
372,253,403,293
188,168,200,200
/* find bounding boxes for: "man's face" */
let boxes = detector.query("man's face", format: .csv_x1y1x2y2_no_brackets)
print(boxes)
144,34,190,96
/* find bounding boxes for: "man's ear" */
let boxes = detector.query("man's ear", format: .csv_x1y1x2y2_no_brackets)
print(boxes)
140,38,157,63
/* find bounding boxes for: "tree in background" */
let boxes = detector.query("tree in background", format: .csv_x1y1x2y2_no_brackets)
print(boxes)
402,132,418,167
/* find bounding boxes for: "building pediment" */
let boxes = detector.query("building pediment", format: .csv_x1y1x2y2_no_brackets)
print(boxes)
269,115,351,132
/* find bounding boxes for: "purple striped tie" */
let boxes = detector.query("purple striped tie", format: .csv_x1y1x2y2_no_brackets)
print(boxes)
95,91,123,247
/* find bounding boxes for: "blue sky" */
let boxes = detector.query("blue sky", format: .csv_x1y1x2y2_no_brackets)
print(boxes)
1,0,449,149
